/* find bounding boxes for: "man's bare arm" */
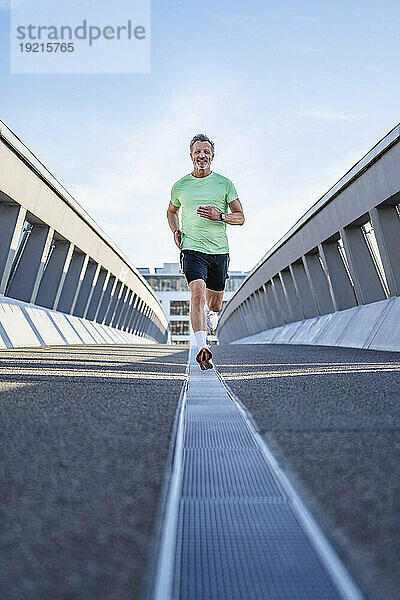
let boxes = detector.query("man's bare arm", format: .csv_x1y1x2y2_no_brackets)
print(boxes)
167,201,182,249
196,198,245,225
226,198,245,225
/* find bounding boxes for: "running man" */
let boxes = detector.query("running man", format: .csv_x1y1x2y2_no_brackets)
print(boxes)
167,134,245,370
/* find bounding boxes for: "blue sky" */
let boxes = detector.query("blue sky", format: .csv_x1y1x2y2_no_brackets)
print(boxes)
0,0,399,271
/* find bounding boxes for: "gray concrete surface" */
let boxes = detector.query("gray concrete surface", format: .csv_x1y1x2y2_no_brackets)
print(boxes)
214,343,400,600
229,296,400,353
0,344,187,600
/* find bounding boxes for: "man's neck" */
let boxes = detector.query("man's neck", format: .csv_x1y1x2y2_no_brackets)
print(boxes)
191,167,212,178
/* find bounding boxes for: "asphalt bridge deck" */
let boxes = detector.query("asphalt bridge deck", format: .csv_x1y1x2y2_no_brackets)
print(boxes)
153,349,363,600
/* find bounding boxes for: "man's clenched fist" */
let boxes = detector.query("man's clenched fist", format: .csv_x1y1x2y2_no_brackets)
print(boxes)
174,229,182,249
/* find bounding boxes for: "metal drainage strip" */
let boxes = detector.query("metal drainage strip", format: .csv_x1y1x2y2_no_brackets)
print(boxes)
153,348,364,600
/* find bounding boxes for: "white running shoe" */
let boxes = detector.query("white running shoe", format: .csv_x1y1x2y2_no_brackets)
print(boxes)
206,310,219,331
195,345,213,370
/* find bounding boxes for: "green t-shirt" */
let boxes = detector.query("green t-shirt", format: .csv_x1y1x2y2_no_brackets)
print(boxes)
170,172,238,254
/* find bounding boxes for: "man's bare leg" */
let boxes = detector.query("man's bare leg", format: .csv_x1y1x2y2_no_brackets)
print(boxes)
189,279,213,369
206,289,224,313
189,279,207,332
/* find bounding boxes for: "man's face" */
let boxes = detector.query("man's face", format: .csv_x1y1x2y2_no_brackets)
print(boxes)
190,141,214,170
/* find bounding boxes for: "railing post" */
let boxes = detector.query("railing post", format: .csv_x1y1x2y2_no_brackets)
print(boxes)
136,300,147,336
85,267,107,320
148,309,155,340
6,222,53,304
143,305,151,336
73,260,98,318
56,248,87,314
126,295,140,333
271,275,291,323
319,240,356,310
243,298,254,333
237,307,245,340
111,284,127,327
253,287,269,331
104,280,122,326
122,293,137,331
251,292,262,333
244,294,256,335
70,254,90,315
289,261,318,319
302,252,335,315
137,303,145,337
96,273,115,323
0,203,26,295
30,227,56,304
369,205,400,296
279,268,303,322
52,243,74,310
256,285,272,329
132,298,144,334
340,226,386,305
116,288,132,329
265,280,282,327
228,308,236,340
257,283,274,328
35,239,70,309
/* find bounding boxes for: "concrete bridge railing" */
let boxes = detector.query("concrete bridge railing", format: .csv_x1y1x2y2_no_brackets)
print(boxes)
0,121,168,348
218,123,400,352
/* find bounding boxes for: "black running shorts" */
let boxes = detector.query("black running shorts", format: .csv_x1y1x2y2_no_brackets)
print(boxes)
180,249,230,292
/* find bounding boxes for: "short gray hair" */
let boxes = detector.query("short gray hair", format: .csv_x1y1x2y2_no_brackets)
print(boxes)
190,133,215,154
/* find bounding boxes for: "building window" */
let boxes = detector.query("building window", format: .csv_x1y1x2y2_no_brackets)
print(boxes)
170,320,190,335
170,300,190,316
225,276,246,292
145,276,189,292
144,272,246,293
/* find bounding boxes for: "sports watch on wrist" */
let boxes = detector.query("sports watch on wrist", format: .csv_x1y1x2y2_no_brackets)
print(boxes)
220,212,225,221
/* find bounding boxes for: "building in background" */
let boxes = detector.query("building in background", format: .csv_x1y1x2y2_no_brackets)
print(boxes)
138,263,248,345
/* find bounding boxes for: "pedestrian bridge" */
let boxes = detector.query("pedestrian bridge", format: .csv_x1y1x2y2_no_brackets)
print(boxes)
1,122,399,600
